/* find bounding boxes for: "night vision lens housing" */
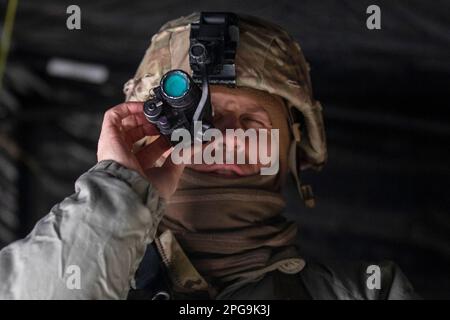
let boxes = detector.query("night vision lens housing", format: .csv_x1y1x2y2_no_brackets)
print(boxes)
143,12,239,146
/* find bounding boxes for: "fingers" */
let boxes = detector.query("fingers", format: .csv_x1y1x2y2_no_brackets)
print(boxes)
122,112,159,144
144,156,185,199
135,135,171,169
106,102,145,122
161,154,185,181
100,102,161,146
101,102,145,134
121,112,148,130
124,124,159,146
121,113,159,146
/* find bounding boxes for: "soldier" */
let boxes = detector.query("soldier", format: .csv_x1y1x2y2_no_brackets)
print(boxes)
0,12,417,300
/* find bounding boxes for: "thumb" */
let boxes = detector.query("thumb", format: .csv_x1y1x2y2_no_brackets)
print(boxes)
145,154,185,200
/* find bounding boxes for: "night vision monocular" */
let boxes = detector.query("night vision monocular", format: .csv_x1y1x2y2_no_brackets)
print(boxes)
143,12,239,145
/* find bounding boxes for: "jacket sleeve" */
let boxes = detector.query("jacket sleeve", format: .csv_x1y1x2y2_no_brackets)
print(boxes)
0,160,166,299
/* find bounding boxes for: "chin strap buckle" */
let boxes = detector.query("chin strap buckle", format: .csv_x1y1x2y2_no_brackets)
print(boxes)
292,122,302,144
300,184,315,208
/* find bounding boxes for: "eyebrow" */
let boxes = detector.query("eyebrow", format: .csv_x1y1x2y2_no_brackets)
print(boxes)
212,96,269,116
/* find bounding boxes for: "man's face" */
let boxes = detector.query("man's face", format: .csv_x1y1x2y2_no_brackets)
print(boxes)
186,85,282,177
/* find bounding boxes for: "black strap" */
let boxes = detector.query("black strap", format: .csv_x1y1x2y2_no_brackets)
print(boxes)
127,242,172,300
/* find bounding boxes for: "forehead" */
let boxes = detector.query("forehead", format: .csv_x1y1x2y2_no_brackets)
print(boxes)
210,85,280,112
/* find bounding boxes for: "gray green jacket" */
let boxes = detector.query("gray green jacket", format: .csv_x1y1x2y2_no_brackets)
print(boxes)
0,160,418,299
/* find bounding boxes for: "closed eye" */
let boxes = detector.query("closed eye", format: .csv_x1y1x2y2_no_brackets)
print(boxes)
241,117,269,129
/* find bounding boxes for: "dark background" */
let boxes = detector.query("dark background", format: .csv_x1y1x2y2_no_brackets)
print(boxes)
0,0,449,298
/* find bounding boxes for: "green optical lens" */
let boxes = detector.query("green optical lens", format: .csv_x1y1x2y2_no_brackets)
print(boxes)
163,72,189,98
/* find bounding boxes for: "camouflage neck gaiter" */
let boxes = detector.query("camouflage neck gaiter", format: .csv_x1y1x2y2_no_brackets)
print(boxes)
158,167,304,290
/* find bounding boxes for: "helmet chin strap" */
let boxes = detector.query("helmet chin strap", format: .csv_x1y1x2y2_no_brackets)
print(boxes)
288,112,316,208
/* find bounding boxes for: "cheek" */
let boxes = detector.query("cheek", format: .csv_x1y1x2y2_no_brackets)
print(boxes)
242,130,277,167
259,129,275,152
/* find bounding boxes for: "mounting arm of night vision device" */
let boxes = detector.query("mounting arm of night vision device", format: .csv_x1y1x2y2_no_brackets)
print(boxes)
143,12,239,146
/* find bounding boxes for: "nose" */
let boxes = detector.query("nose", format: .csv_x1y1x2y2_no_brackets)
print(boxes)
212,113,246,155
